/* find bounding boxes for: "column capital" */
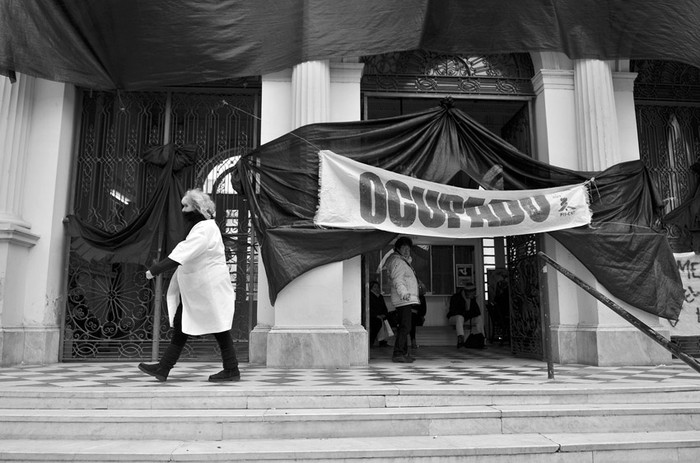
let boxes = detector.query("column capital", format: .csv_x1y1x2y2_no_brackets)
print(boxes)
612,71,638,93
330,62,365,83
532,69,574,94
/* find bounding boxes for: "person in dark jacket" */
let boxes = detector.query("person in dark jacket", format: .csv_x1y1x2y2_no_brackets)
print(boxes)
447,282,483,348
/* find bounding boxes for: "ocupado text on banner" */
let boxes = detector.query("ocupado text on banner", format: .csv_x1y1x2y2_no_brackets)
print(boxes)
315,150,592,238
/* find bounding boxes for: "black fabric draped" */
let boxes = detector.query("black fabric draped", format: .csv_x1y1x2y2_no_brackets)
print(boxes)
2,1,700,90
232,104,683,320
64,144,196,265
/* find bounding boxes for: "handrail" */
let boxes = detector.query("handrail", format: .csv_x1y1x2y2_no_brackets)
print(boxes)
537,251,700,376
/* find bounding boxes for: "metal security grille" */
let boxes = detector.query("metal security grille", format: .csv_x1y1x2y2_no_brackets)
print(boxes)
63,84,260,361
362,50,535,96
633,59,700,251
633,59,700,357
506,234,543,359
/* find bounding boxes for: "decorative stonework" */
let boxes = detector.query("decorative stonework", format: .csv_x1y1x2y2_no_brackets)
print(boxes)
362,50,535,96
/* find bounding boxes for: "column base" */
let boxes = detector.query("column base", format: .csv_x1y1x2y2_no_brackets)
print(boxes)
266,326,367,368
248,325,270,365
0,326,60,366
552,325,671,366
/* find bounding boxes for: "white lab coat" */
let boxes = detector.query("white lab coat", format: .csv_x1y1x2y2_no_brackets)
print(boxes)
166,219,235,335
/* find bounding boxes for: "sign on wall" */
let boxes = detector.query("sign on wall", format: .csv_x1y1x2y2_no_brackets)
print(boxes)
665,252,700,336
456,264,474,287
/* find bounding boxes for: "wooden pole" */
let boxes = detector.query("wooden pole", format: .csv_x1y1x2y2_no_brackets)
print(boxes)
537,251,700,375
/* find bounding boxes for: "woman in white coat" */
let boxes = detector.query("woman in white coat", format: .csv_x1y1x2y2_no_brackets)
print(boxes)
138,188,239,382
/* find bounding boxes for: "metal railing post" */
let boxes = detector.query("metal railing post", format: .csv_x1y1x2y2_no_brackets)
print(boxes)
538,251,700,375
539,260,554,379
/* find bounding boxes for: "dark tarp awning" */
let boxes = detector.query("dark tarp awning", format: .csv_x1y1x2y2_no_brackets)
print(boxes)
231,103,683,320
2,0,700,90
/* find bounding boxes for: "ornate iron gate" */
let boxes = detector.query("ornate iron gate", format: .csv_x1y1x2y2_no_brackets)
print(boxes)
63,83,260,361
506,234,543,359
633,59,700,356
501,104,542,359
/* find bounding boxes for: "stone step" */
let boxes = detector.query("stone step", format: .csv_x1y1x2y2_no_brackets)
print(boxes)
4,384,700,409
3,402,700,441
1,431,700,462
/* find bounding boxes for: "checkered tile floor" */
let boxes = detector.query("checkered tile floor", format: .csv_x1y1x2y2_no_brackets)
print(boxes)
2,345,700,388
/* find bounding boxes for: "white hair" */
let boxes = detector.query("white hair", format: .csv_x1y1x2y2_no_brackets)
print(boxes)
183,188,216,219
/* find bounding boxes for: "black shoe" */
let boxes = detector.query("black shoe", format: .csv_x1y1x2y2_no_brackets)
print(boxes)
457,335,465,348
208,368,241,382
138,362,170,382
392,355,414,363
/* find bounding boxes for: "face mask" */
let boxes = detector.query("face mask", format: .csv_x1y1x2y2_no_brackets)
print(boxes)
182,210,201,221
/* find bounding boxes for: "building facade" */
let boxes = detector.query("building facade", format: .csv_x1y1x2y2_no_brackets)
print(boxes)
0,51,689,367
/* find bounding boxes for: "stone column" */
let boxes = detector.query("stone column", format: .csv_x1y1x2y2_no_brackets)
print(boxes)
0,74,35,227
571,59,668,365
0,74,40,365
249,69,293,364
612,67,641,162
531,57,582,364
292,60,330,126
574,59,621,171
0,74,76,366
257,60,367,368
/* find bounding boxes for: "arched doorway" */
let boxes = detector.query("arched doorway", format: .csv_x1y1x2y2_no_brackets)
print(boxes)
360,50,546,359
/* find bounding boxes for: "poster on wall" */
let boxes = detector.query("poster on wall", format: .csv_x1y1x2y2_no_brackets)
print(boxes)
664,252,700,336
456,264,474,288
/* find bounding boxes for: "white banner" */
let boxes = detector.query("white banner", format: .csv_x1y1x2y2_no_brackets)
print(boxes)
315,150,592,238
663,252,700,336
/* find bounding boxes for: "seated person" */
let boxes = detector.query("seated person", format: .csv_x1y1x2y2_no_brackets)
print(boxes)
447,282,485,348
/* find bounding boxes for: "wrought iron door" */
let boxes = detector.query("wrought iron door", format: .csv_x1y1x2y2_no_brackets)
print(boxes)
506,234,543,359
501,105,542,359
633,59,700,250
63,85,260,361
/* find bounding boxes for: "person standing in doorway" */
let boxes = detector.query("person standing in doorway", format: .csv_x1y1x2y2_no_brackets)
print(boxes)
138,188,240,382
385,236,420,363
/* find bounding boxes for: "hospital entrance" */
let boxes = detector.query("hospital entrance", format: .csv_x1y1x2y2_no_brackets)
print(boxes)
362,233,546,361
360,51,545,359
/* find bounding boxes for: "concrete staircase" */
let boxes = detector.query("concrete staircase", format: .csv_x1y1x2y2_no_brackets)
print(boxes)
2,384,700,461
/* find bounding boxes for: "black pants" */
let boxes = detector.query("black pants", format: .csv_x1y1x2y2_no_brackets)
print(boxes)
393,305,416,357
170,304,235,357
